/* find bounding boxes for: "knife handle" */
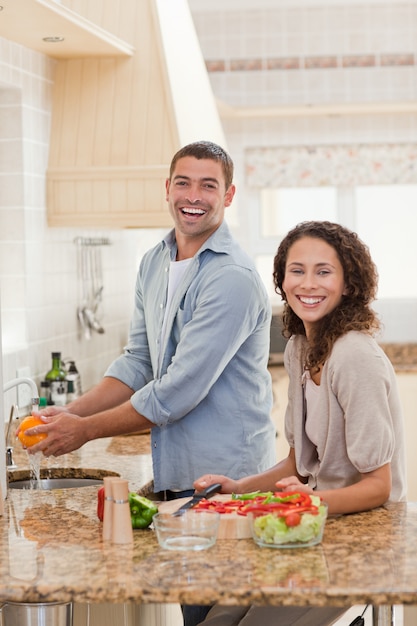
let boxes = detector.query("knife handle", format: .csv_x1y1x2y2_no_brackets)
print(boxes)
200,483,222,498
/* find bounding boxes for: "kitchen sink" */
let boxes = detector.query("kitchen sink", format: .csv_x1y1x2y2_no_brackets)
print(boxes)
9,477,105,489
8,468,119,490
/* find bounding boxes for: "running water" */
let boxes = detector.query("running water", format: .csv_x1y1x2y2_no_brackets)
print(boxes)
27,398,42,488
28,451,43,488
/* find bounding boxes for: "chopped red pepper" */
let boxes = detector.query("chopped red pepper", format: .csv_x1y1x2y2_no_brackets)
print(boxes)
194,492,321,526
97,486,105,521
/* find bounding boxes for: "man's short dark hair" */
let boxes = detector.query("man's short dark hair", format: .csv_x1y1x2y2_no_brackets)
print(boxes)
169,141,234,190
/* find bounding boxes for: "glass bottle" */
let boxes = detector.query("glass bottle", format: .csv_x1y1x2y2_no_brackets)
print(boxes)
39,381,51,406
65,361,82,401
45,352,67,406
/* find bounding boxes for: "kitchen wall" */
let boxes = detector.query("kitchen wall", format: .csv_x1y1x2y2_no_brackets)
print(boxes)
2,1,417,414
0,36,165,412
189,0,417,342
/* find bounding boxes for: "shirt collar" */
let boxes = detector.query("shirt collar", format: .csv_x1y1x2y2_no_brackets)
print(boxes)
162,221,232,260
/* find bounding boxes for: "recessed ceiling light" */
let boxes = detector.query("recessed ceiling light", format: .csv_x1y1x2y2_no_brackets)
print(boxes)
43,36,65,43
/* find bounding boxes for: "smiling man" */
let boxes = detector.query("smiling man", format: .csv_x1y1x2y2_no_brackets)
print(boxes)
166,149,235,258
30,141,276,473
31,141,276,478
29,142,276,625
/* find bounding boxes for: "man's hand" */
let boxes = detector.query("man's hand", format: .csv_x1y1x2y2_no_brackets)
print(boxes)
22,412,88,457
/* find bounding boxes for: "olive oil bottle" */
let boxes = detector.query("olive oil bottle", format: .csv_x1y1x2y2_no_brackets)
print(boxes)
45,352,67,406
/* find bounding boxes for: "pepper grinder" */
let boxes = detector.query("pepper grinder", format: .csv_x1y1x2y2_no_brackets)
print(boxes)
102,476,118,541
111,479,133,544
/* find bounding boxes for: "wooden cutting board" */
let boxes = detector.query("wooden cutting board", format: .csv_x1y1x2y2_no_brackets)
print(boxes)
157,494,251,539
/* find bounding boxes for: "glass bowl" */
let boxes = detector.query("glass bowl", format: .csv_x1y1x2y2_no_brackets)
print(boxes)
152,511,220,551
248,502,328,549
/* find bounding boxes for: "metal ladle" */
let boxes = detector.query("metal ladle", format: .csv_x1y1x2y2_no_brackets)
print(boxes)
76,241,105,338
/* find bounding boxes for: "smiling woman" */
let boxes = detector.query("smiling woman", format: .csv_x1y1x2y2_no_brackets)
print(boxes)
281,236,348,341
194,220,406,626
257,184,417,344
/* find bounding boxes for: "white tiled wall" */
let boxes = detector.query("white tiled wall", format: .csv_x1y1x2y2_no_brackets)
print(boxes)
189,2,417,197
2,2,417,415
189,1,417,344
0,36,165,415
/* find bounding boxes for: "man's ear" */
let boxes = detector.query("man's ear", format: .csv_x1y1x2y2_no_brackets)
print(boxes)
165,178,170,201
224,183,236,207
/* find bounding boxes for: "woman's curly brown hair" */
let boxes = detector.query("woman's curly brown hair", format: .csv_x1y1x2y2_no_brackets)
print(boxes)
273,221,380,370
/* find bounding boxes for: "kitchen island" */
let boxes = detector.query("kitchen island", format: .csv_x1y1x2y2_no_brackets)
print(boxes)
1,436,417,626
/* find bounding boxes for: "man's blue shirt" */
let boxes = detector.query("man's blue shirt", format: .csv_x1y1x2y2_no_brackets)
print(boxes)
106,222,276,491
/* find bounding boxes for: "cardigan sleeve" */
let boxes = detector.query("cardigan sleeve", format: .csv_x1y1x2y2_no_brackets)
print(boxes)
328,332,396,473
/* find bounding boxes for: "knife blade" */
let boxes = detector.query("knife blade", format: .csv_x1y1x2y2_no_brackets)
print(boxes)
172,483,222,516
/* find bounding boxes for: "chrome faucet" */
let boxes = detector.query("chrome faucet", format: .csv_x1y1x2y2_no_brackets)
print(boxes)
5,405,18,469
3,376,38,398
3,377,39,469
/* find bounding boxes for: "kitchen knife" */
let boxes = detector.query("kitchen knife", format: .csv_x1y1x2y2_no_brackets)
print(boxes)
172,483,222,516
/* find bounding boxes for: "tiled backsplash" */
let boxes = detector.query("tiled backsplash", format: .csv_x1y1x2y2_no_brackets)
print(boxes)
0,36,164,411
191,2,417,108
2,2,417,414
206,52,415,74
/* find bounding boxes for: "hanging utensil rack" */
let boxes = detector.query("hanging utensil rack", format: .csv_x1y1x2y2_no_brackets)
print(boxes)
74,237,111,339
73,237,111,247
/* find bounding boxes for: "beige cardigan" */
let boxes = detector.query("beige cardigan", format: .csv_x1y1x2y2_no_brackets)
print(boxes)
284,331,407,502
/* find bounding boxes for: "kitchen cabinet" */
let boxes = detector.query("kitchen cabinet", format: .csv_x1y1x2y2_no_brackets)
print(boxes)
46,0,177,229
0,0,133,58
45,0,226,229
396,371,417,501
269,365,290,461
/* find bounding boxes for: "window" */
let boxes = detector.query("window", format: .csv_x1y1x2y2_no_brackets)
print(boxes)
356,185,417,298
261,187,337,238
257,184,417,341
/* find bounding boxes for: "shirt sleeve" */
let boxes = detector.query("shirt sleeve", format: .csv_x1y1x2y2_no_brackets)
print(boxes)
132,263,269,426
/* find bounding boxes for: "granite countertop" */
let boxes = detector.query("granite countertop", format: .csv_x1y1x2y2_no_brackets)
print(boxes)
7,431,154,494
1,436,417,608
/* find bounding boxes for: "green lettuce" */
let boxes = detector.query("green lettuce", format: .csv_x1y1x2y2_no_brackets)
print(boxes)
252,495,327,546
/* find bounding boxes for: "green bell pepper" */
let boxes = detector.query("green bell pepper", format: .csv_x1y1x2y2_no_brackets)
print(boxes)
128,493,158,529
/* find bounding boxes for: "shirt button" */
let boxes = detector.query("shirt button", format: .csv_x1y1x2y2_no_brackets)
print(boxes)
154,442,157,448
160,303,163,309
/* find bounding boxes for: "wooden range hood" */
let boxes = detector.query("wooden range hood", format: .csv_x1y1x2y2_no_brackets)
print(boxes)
46,0,226,228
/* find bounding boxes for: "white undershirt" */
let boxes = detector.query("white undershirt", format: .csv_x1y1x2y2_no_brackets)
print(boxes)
303,370,321,447
159,258,192,366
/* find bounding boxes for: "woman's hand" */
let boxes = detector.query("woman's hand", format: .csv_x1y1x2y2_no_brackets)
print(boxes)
276,475,313,494
193,474,241,494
